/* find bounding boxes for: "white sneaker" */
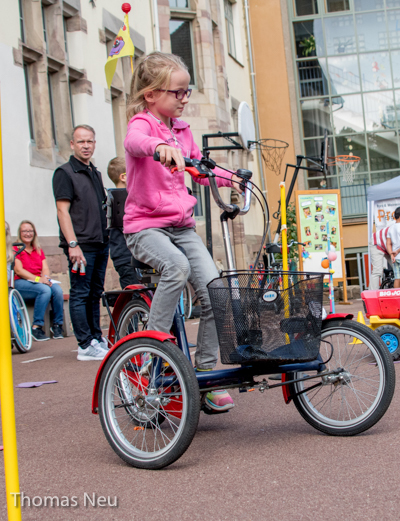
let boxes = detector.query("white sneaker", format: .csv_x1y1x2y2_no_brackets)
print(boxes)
77,339,107,361
98,336,110,353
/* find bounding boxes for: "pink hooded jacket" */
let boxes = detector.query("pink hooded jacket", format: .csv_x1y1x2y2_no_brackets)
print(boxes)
123,111,233,234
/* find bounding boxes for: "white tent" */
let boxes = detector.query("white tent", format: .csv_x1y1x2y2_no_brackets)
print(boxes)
367,176,400,281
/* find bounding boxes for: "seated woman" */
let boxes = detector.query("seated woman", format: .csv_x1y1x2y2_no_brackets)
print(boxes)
14,220,64,341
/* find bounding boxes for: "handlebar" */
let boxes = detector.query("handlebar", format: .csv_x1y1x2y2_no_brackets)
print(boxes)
153,152,252,216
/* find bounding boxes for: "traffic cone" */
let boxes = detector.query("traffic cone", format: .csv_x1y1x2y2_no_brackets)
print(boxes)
356,311,366,326
349,311,367,344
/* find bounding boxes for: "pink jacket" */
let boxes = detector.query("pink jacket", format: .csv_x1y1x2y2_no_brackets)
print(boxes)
123,111,233,234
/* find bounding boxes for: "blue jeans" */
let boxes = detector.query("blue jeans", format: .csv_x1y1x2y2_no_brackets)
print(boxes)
66,245,109,349
15,279,64,327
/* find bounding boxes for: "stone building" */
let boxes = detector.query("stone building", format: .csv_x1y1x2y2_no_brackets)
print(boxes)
0,0,265,322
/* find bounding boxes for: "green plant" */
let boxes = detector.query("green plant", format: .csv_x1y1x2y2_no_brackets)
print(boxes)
275,202,299,267
300,35,316,56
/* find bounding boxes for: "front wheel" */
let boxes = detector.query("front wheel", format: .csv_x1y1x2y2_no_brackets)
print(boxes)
289,319,395,436
98,337,200,469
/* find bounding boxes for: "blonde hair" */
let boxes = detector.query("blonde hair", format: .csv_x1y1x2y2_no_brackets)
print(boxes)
5,221,13,263
107,157,126,185
126,52,189,122
17,220,41,254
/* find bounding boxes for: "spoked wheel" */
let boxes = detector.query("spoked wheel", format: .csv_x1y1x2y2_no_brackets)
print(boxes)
9,288,32,353
116,299,150,339
183,282,193,320
289,319,395,436
98,337,200,469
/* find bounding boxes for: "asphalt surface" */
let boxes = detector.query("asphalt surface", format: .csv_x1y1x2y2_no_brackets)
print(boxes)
1,300,400,520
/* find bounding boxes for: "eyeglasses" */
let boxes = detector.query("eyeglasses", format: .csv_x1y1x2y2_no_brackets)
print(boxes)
155,89,192,100
21,230,34,235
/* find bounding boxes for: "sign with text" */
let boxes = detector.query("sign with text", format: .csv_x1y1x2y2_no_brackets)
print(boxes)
374,198,400,231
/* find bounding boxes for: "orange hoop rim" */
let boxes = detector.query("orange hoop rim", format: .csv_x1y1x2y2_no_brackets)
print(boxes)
327,155,361,166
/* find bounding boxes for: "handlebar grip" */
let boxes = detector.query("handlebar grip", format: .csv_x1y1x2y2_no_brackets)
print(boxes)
12,242,26,257
153,151,177,166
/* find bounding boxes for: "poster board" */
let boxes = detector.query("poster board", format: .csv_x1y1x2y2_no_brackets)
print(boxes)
295,190,346,287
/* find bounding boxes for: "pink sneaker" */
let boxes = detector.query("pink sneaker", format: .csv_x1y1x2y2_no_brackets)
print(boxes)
205,390,234,412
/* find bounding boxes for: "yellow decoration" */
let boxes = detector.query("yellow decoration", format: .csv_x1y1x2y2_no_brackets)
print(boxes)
105,10,135,89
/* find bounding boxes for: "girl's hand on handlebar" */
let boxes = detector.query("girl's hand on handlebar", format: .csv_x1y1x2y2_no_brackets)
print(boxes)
231,174,245,194
155,144,185,172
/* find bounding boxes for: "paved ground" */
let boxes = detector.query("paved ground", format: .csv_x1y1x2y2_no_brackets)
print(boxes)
1,299,400,520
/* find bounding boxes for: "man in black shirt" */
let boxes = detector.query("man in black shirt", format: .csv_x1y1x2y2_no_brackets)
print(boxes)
52,125,109,361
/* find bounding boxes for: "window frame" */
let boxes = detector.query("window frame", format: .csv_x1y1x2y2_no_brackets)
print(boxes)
224,0,237,60
169,17,197,87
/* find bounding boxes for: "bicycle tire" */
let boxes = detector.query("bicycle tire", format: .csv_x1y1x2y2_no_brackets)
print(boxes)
380,278,394,289
183,283,193,320
9,288,32,353
289,319,395,436
116,299,150,339
98,337,200,469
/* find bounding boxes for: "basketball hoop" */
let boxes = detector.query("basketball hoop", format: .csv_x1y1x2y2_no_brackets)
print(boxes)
328,155,361,184
251,139,289,176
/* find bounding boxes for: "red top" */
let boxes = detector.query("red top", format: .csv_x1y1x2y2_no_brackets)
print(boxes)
13,247,46,280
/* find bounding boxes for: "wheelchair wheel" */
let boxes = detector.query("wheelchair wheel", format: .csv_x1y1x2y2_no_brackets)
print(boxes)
98,337,200,470
9,288,32,353
116,299,150,339
289,319,395,436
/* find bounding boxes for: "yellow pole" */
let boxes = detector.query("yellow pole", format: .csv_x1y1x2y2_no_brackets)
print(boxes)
280,182,290,341
280,182,289,272
0,92,22,520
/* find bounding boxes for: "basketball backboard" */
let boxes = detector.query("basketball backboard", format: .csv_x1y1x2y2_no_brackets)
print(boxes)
238,102,256,150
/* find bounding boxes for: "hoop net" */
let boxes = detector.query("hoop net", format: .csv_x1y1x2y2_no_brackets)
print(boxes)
331,155,361,184
252,139,289,176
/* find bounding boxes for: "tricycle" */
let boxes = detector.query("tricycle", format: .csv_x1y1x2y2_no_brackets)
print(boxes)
92,149,395,470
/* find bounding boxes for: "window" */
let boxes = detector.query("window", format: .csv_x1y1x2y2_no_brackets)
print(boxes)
47,74,57,146
191,180,204,218
326,0,350,12
19,0,25,43
224,0,236,60
23,64,35,141
42,4,48,54
68,79,74,128
295,0,318,16
63,17,69,63
169,20,196,84
169,0,189,6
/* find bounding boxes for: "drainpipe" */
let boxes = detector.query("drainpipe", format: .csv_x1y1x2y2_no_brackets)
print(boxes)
244,0,271,240
151,0,161,51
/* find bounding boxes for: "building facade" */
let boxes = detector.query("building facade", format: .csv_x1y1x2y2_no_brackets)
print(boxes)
0,0,264,311
250,0,400,290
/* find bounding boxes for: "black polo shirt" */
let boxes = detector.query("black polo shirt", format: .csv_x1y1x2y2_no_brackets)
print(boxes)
53,155,109,251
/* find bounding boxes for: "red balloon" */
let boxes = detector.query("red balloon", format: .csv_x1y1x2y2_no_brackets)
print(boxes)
122,3,131,13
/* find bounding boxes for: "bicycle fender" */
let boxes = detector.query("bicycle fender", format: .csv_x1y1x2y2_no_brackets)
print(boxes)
92,330,176,414
324,313,353,321
107,285,152,345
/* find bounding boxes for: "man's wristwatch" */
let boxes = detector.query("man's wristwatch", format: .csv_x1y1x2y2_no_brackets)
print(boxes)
69,240,78,248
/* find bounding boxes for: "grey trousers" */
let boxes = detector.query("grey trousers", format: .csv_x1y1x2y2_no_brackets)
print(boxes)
125,227,220,369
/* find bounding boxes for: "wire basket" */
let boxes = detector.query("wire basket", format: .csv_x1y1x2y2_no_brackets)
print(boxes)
207,270,325,365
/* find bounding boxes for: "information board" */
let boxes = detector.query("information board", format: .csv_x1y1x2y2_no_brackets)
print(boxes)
295,189,345,281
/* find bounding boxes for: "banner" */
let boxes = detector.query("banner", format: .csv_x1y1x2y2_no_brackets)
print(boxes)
105,11,134,89
374,198,400,231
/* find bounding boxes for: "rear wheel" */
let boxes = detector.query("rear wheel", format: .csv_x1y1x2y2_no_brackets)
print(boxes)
9,288,32,353
98,337,200,469
289,319,395,436
116,299,150,339
375,325,400,361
